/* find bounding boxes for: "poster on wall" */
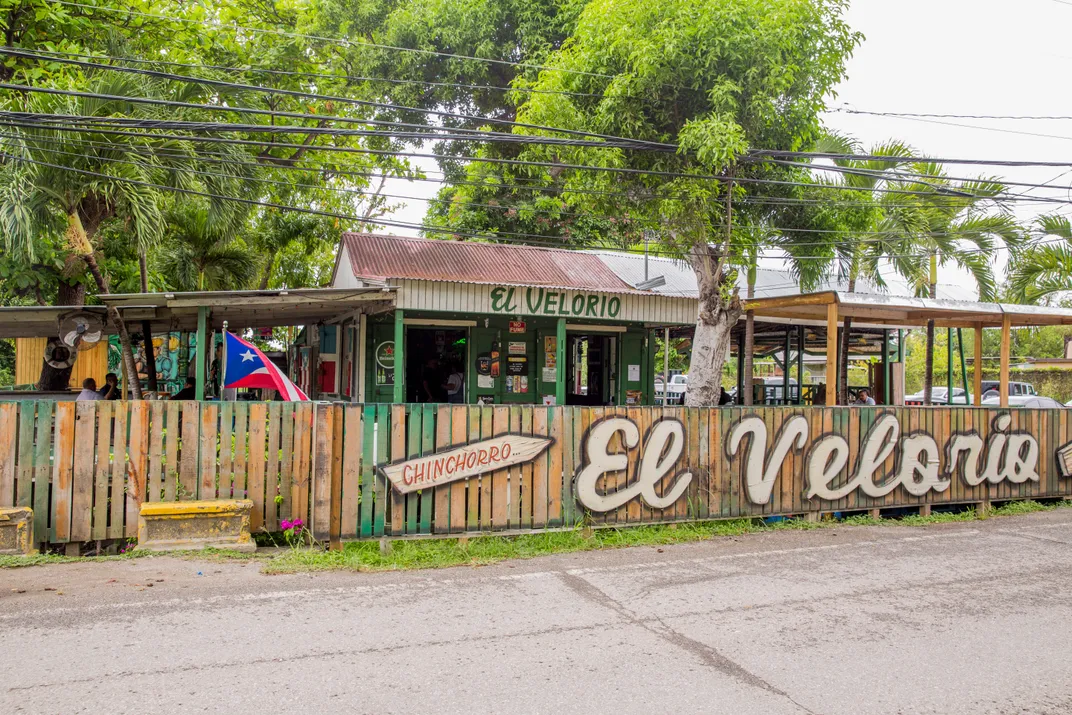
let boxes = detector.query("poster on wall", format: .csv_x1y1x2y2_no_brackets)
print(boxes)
628,364,640,381
478,374,494,389
507,356,528,374
508,341,527,355
542,367,557,383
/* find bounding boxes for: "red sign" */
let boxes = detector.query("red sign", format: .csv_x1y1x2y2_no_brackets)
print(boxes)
509,321,527,333
379,435,552,495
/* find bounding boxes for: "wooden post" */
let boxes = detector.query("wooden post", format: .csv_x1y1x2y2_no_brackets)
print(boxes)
329,404,344,551
782,326,791,405
392,310,405,404
881,329,890,405
555,317,567,406
796,325,805,405
946,327,953,405
973,324,983,406
195,306,209,400
999,314,1011,408
825,302,838,406
308,323,321,401
356,313,367,402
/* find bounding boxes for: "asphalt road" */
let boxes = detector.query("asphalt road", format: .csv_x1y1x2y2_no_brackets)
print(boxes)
4,511,1072,714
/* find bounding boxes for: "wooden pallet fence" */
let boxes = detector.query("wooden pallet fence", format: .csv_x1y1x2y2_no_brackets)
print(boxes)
3,402,1072,548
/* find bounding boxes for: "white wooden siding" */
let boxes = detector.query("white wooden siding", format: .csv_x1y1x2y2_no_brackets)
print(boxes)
394,279,697,325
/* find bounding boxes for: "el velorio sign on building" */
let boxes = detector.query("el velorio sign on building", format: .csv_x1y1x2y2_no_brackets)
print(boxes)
490,286,623,319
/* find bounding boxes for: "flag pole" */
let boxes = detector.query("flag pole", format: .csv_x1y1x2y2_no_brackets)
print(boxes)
222,320,230,401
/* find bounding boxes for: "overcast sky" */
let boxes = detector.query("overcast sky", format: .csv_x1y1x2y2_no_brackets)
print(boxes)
382,0,1072,298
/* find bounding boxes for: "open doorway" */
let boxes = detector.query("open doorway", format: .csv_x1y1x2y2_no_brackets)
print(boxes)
566,333,615,406
405,327,468,403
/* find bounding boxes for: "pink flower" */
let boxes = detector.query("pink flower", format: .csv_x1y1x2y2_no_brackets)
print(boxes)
281,520,292,530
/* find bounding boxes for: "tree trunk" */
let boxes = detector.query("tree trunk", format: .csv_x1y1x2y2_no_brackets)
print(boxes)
138,250,158,393
67,212,143,400
684,245,743,407
36,279,85,391
742,282,755,406
923,254,938,406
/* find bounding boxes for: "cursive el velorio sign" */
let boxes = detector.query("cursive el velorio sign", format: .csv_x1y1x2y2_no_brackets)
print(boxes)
574,411,1059,513
378,435,553,495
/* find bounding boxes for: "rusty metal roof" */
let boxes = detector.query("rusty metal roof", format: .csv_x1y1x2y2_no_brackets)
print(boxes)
341,233,635,293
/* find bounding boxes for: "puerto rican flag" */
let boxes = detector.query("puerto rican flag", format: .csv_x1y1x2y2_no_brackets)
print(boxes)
223,331,308,401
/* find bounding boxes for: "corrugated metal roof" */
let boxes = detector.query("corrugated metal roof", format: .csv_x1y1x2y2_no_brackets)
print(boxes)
587,250,978,302
341,233,635,293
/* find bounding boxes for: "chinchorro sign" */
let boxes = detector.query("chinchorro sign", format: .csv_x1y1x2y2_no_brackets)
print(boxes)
575,412,1051,513
379,435,553,495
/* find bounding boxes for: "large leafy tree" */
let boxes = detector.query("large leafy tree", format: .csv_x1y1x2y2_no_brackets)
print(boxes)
441,0,860,405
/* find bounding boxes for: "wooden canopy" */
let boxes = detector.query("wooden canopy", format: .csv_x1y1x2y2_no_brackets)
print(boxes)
741,291,1072,408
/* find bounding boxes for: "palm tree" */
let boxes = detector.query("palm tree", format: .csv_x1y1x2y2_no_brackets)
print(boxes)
0,73,178,396
1007,215,1072,305
885,165,1021,404
781,133,920,404
158,205,260,292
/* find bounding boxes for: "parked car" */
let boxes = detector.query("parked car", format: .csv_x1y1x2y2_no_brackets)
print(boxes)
904,387,972,405
655,374,688,405
980,380,1037,400
981,395,1065,408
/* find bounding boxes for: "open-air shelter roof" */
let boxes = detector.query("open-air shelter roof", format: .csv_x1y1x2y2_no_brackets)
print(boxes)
0,288,395,339
743,291,1072,329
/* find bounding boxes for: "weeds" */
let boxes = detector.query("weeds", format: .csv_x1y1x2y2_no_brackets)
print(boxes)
4,500,1072,572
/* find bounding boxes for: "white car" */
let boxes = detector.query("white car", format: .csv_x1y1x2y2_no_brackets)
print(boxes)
655,374,688,405
904,387,972,405
981,395,1065,408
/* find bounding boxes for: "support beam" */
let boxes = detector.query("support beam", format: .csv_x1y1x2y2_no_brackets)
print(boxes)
783,326,791,406
882,329,890,405
555,318,567,406
973,324,983,406
356,313,367,403
663,327,670,407
958,328,970,403
195,306,209,400
796,325,805,405
999,314,1011,408
825,302,838,406
392,310,405,404
947,327,954,405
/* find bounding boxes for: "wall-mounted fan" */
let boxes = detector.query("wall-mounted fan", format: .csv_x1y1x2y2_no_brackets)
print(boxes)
57,311,105,350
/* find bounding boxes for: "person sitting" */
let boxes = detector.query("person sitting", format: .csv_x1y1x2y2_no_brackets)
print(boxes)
98,372,121,400
76,378,102,401
170,376,197,401
855,388,876,406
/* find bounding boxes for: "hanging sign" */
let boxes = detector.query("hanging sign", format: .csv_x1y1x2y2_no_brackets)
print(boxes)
509,321,527,333
375,341,395,369
379,435,553,494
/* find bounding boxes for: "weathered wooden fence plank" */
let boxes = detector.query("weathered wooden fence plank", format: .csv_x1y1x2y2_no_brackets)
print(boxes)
390,404,406,536
164,401,179,502
108,403,128,539
50,402,76,543
0,403,17,507
16,402,34,510
32,401,52,544
449,405,468,533
311,403,333,541
148,402,165,503
341,405,361,539
69,402,96,542
125,401,149,538
373,405,389,536
265,403,282,531
248,403,267,533
200,402,218,500
359,405,375,538
178,402,198,499
433,404,451,534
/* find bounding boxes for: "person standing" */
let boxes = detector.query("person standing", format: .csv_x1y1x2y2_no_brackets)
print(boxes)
445,362,465,404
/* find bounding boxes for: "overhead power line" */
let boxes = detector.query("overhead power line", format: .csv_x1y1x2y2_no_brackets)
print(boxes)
831,108,1072,121
0,49,674,150
12,116,1069,205
6,129,1038,247
23,48,606,100
2,149,1056,262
